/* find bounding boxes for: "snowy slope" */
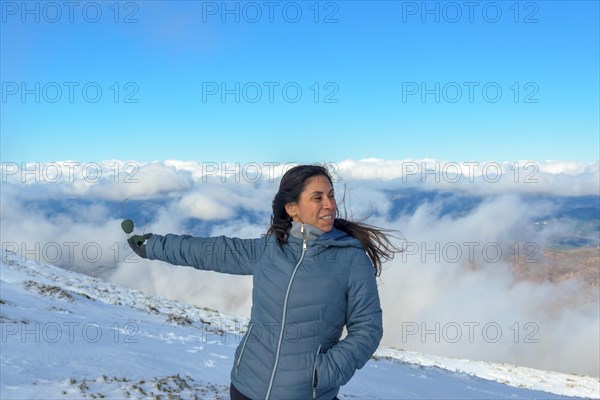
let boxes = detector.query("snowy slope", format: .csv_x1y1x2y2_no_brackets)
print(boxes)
1,251,598,399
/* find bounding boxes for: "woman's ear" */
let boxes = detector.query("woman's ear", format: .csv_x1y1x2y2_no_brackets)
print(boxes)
285,203,297,220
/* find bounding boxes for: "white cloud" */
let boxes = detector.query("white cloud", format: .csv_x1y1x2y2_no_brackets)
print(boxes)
176,191,234,220
377,195,598,377
3,158,598,198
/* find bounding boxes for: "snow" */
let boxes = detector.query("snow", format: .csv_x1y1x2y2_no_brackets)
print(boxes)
1,251,598,399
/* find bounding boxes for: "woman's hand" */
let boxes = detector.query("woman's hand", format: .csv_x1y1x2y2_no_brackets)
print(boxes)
128,233,152,258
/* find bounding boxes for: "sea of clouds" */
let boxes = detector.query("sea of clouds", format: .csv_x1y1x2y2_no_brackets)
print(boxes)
1,158,599,377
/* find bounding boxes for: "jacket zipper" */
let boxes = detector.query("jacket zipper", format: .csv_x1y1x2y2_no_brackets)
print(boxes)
312,344,323,399
265,223,308,400
235,324,254,374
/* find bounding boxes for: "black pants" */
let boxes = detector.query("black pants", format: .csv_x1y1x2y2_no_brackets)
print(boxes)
230,383,340,400
230,383,251,400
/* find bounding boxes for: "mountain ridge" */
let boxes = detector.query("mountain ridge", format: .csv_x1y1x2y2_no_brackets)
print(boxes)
1,251,598,399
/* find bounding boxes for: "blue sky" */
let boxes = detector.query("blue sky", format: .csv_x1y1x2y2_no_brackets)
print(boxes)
1,0,599,163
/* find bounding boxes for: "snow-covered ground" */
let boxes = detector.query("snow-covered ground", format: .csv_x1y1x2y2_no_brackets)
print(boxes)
1,251,598,399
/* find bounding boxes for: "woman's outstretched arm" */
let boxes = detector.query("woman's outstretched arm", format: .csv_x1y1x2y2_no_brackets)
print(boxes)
145,233,270,276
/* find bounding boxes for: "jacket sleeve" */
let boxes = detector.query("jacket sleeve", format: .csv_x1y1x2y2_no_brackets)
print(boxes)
316,250,383,389
145,233,269,275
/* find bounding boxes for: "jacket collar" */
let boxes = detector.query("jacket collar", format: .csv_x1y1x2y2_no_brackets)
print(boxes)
288,221,361,248
289,221,324,241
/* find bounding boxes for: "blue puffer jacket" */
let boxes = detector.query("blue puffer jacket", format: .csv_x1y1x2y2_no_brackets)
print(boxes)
145,223,383,400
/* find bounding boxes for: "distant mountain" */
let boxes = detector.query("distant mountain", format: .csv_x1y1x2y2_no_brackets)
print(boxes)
385,190,599,248
21,191,600,247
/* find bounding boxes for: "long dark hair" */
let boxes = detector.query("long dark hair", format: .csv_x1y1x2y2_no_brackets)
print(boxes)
267,164,401,276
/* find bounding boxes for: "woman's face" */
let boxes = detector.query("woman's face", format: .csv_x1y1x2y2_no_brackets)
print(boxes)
285,175,336,232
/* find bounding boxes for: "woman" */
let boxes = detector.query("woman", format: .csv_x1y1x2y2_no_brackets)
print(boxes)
128,165,399,400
